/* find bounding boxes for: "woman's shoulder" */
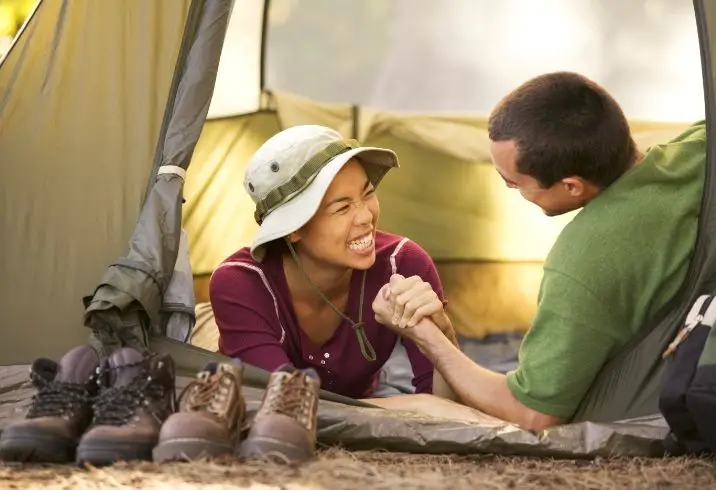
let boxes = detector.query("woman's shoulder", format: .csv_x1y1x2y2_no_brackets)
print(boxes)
209,246,286,310
210,246,270,288
374,231,433,270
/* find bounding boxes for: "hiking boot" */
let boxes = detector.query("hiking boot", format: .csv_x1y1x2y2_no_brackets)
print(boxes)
0,345,100,463
75,347,176,466
153,360,246,462
238,365,320,464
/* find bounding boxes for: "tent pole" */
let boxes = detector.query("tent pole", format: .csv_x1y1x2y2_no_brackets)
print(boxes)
351,104,359,140
259,0,271,90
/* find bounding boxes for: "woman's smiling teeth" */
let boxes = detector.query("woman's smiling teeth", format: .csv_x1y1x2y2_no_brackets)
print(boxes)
348,233,373,251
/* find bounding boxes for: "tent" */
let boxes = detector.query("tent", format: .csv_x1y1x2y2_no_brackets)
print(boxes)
0,0,715,458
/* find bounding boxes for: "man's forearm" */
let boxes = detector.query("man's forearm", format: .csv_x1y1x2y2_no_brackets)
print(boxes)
432,368,459,402
429,312,460,401
411,319,562,431
430,311,463,351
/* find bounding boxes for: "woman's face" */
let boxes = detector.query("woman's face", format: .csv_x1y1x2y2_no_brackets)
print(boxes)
290,159,380,270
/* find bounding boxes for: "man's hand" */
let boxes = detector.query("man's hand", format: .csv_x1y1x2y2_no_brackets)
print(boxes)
386,274,445,329
372,275,457,346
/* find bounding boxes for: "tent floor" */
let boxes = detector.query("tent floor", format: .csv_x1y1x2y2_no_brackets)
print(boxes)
1,449,715,490
0,363,670,460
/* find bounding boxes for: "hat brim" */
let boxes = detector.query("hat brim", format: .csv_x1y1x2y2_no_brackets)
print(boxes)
250,146,398,261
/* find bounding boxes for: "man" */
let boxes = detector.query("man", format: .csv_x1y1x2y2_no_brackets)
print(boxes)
372,71,706,430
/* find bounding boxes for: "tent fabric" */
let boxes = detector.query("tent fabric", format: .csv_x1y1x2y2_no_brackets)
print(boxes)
261,0,704,123
0,364,670,458
0,0,192,365
274,91,694,162
83,0,233,358
190,301,220,351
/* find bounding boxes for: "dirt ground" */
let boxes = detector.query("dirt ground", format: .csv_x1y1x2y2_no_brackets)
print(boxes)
1,448,715,490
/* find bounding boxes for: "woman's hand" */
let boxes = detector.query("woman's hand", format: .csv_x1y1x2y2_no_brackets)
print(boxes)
372,283,396,328
385,274,445,329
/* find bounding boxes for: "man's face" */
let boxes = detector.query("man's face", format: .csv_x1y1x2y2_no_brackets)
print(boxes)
489,140,588,217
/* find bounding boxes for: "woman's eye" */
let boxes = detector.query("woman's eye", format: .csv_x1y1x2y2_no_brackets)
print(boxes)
365,188,376,197
335,205,350,214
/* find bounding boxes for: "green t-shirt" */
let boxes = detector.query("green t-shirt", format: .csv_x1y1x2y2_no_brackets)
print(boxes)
506,121,707,418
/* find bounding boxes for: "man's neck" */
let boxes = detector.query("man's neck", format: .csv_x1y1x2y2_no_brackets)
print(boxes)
282,250,353,305
630,149,645,168
583,149,646,206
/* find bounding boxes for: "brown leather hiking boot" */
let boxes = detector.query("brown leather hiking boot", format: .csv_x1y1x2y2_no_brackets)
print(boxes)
75,347,176,466
0,345,100,463
238,365,320,464
153,360,246,462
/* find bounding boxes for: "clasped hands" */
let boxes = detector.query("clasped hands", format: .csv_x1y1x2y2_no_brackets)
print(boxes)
371,274,446,338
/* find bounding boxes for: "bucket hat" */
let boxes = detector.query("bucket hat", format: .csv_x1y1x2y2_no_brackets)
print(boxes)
244,125,399,261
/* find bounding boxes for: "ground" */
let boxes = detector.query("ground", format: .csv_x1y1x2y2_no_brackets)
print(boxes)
1,449,715,490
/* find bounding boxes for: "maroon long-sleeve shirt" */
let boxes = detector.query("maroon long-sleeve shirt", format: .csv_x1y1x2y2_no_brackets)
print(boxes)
209,231,446,398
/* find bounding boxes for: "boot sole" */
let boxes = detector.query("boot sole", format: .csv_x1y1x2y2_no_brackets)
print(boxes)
0,427,76,463
76,439,154,467
238,436,313,464
153,438,235,462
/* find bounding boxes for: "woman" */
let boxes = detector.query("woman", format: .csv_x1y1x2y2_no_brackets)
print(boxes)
209,124,457,399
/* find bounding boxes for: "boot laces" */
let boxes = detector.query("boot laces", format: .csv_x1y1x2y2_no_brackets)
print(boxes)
262,371,313,420
26,373,90,419
91,359,167,426
179,371,231,417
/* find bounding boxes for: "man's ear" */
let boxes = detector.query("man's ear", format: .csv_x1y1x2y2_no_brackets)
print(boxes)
561,176,588,197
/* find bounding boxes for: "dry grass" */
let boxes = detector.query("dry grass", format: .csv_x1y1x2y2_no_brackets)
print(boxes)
1,448,715,490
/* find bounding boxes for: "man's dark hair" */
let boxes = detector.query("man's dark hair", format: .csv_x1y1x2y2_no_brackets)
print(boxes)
488,71,636,189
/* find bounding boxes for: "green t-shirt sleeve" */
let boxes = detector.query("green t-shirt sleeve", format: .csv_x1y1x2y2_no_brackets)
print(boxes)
506,270,624,418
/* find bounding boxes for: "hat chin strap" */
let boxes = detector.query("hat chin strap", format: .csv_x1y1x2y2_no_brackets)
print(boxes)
284,238,377,362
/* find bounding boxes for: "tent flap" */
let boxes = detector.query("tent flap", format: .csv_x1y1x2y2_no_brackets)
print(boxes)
162,229,197,343
0,0,193,365
84,0,233,356
160,0,236,172
83,174,185,354
83,267,157,357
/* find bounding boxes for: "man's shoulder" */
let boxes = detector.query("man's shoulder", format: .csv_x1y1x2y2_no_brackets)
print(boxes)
547,117,706,273
641,120,706,180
